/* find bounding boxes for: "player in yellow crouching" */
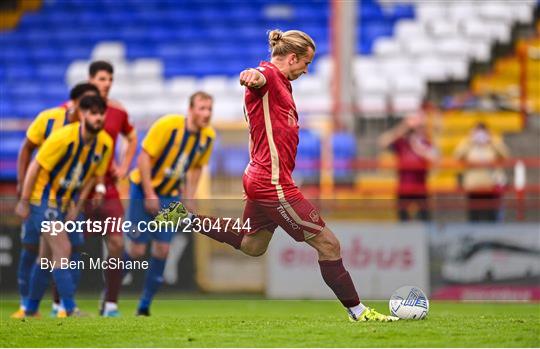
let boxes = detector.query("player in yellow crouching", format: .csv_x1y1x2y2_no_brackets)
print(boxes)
125,91,215,316
12,83,100,318
15,95,113,317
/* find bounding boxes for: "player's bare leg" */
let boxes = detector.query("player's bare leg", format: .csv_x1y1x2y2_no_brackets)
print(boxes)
240,230,273,257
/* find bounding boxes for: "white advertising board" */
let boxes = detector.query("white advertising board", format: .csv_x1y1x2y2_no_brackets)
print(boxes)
266,222,429,300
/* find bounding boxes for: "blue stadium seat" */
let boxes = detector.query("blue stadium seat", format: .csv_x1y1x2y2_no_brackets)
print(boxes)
5,65,36,83
163,61,195,78
29,46,58,61
296,129,321,180
207,137,221,176
11,99,48,119
42,83,68,102
222,147,249,177
226,6,262,21
0,99,14,118
7,82,41,100
0,130,28,180
105,10,137,23
154,43,184,61
36,64,66,82
391,4,415,20
66,0,105,10
76,11,105,23
3,46,29,62
61,45,93,62
1,0,411,120
36,10,78,28
333,132,357,182
360,2,384,20
147,27,176,42
0,31,21,47
0,162,18,181
17,13,48,28
50,29,88,42
22,29,53,44
126,42,158,60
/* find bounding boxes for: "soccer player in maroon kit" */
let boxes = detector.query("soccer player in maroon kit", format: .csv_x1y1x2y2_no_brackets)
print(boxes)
158,30,398,322
87,61,138,316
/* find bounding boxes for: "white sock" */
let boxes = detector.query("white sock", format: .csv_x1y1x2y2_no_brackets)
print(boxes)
52,302,61,311
104,302,118,312
348,303,367,319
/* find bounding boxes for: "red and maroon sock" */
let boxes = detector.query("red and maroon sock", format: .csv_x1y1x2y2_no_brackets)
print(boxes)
105,258,122,303
318,258,360,308
196,215,244,249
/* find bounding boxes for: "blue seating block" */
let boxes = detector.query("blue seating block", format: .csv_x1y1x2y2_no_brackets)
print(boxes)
333,132,356,181
296,129,321,180
2,0,414,121
222,147,249,177
11,100,48,119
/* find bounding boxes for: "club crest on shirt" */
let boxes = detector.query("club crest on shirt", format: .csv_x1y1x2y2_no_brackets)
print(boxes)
309,210,319,223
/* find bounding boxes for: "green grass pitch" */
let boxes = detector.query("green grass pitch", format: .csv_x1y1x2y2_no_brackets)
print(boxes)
1,298,539,347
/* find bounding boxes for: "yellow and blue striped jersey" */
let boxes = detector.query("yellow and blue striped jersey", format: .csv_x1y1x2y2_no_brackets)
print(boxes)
26,106,71,146
31,122,113,211
130,114,215,196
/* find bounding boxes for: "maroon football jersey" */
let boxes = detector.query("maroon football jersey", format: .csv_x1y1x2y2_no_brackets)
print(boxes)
244,61,299,186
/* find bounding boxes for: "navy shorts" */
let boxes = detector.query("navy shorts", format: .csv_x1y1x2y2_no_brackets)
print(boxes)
21,204,84,247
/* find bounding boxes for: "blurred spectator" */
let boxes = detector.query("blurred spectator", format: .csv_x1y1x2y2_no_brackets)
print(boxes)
379,114,437,222
454,122,510,222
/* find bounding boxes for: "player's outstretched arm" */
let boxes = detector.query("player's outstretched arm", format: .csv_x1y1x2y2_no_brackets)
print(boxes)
239,68,267,89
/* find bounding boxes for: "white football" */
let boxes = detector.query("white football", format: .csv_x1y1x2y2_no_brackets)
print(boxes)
389,285,429,320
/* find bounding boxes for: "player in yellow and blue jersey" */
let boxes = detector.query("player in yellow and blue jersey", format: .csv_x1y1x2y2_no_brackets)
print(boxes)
15,95,113,317
125,91,215,316
12,83,100,318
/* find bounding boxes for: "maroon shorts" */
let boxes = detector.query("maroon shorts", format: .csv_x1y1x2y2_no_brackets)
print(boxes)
84,183,124,237
242,175,325,242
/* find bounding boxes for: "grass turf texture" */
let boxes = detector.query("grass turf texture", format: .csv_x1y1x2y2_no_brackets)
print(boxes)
1,299,539,347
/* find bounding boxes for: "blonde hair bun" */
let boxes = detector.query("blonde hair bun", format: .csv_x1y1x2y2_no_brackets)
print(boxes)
268,29,283,48
267,29,316,58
